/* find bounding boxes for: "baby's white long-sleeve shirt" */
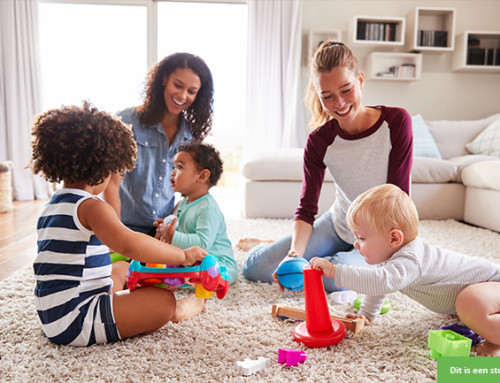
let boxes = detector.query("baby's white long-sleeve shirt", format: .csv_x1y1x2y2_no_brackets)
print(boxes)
335,237,500,321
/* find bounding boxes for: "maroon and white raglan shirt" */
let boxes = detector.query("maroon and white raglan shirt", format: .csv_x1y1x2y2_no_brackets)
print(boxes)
294,105,413,244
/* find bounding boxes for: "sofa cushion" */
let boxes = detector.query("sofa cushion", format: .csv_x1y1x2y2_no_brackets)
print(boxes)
427,112,500,159
412,114,441,158
448,154,499,182
466,117,500,158
462,160,500,192
240,148,335,182
411,157,458,183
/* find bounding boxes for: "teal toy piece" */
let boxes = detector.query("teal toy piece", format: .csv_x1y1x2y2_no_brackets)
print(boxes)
353,296,392,314
427,330,472,359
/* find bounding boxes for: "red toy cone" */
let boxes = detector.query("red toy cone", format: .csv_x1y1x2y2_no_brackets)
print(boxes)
293,266,346,347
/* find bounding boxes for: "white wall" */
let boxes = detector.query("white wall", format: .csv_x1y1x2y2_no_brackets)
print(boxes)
301,0,500,121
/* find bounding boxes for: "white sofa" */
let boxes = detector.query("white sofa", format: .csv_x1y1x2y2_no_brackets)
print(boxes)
240,113,500,233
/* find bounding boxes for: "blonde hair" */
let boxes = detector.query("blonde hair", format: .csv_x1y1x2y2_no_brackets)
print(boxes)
305,41,359,131
347,184,419,242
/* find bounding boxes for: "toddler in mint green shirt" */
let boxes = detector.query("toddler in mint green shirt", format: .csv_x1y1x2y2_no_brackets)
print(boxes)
155,143,237,284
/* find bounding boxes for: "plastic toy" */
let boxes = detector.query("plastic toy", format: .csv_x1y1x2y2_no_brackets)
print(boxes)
271,303,365,335
278,348,307,366
330,290,357,304
440,323,483,347
428,330,472,359
235,357,269,376
127,254,230,299
276,257,309,291
354,296,392,314
293,266,347,347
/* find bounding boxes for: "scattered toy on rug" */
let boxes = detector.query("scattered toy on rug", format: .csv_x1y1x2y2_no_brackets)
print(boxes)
428,329,472,359
330,290,357,304
353,296,392,314
235,357,269,376
278,348,307,366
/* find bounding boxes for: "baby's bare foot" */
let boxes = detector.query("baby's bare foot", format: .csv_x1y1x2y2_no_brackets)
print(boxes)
235,238,273,252
475,341,500,356
172,294,206,322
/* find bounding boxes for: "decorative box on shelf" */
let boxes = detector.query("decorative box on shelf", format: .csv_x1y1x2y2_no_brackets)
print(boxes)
452,31,500,72
349,15,405,46
406,7,455,52
365,52,422,81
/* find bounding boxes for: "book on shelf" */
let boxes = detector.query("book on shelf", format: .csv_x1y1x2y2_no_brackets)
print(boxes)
417,30,448,47
377,63,416,78
467,48,500,66
357,21,397,42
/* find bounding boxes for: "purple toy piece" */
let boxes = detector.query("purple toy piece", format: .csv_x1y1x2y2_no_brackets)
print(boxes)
162,265,184,287
440,324,483,347
278,348,307,366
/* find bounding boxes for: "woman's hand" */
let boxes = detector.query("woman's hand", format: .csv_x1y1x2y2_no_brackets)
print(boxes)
272,249,301,293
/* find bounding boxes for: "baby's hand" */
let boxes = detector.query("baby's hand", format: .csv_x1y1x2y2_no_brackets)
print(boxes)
156,217,177,243
346,313,370,326
153,218,164,240
182,246,208,266
309,257,336,279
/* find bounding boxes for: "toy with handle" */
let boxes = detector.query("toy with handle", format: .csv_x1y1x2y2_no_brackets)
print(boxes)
127,254,229,299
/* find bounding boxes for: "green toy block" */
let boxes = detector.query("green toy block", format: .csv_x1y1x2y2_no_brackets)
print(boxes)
428,330,472,360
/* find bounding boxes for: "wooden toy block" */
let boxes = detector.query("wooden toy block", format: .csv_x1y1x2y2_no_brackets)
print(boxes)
271,303,365,335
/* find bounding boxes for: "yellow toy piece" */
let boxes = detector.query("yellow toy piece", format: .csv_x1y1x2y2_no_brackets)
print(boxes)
195,284,213,299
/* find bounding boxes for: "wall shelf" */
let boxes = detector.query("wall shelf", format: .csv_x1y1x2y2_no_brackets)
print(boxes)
303,29,342,66
406,7,455,52
452,31,500,72
349,15,405,46
365,52,422,81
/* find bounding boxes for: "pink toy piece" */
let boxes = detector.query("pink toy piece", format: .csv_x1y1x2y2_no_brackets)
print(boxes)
278,348,307,366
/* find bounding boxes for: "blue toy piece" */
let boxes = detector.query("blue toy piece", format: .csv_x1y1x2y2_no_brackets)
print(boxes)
353,296,392,314
440,323,483,347
276,257,310,291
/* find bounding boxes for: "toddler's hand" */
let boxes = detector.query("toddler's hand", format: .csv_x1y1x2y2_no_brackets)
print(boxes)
309,257,336,279
182,246,208,266
346,313,370,326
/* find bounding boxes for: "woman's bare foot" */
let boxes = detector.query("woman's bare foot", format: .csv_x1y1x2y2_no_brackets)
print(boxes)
172,294,206,322
235,238,273,252
474,341,500,356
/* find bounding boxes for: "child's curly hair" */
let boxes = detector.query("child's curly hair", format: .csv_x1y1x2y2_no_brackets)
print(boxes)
138,52,214,141
30,101,137,186
178,143,223,188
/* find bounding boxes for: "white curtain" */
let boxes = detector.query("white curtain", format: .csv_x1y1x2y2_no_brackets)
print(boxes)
245,0,305,155
0,0,50,200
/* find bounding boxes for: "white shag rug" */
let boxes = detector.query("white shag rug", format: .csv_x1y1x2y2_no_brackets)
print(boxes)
1,219,500,383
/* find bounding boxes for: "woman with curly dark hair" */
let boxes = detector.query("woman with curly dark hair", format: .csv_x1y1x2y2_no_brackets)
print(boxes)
104,52,215,238
30,102,208,346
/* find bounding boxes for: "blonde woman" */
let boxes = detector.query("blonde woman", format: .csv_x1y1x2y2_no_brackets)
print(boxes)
241,41,413,292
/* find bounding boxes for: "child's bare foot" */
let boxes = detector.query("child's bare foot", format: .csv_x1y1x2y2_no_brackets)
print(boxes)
172,294,206,322
474,341,500,356
236,238,273,251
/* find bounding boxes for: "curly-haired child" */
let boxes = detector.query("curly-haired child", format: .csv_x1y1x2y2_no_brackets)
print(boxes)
310,183,500,356
30,102,208,346
154,143,238,285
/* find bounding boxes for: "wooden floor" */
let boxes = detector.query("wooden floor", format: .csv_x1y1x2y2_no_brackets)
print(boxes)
0,199,48,281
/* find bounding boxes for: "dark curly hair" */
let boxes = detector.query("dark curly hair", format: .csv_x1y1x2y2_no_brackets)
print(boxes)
178,143,223,188
138,52,214,141
30,101,138,186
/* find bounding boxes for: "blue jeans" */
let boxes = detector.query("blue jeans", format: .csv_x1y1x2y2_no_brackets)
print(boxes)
242,211,371,292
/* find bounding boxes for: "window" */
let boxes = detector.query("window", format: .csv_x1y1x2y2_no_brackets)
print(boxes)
39,2,147,114
38,0,247,187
